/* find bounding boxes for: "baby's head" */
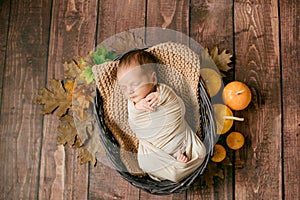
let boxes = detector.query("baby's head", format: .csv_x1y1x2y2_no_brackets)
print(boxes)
117,50,157,103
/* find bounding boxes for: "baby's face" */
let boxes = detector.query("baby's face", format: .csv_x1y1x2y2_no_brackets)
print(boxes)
117,65,156,103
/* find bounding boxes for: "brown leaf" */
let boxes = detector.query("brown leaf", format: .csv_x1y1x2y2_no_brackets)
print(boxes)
74,135,83,148
57,115,82,147
78,148,97,166
36,79,71,117
210,47,233,74
63,60,82,79
72,83,94,121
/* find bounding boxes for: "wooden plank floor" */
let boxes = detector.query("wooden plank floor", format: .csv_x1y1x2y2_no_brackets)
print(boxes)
0,0,299,199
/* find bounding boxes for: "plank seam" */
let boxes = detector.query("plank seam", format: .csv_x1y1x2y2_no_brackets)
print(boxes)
95,0,101,47
0,1,12,198
0,0,12,118
144,0,148,41
36,0,54,199
232,0,236,199
87,162,91,200
188,0,192,48
144,0,148,43
88,0,102,199
277,0,285,199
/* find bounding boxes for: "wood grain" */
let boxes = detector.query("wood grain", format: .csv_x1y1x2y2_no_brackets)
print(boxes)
0,0,10,108
89,0,146,199
190,0,233,51
0,0,51,199
234,0,282,199
89,164,139,199
38,0,97,199
280,0,300,199
65,147,89,200
189,0,234,199
146,0,190,46
97,0,146,44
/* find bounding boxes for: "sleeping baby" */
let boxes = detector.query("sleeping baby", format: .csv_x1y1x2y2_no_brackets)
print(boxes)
117,49,206,182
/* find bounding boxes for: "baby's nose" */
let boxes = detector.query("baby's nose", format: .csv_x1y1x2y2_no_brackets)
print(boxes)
126,86,135,95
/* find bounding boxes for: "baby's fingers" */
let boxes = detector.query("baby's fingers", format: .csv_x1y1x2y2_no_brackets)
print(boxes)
149,98,158,107
145,92,158,101
135,100,151,111
141,101,155,112
143,104,155,112
145,94,154,101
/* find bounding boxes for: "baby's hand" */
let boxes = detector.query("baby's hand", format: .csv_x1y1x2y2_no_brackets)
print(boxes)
134,92,159,112
134,99,155,112
145,92,159,108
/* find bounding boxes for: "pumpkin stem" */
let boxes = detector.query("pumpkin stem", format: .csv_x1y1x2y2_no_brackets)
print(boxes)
236,90,246,95
223,116,244,121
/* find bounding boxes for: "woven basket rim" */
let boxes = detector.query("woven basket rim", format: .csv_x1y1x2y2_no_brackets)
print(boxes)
93,42,217,195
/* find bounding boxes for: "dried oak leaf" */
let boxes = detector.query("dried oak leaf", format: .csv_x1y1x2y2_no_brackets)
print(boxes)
57,115,82,148
72,101,88,121
63,60,82,79
210,47,233,77
78,148,97,166
36,79,71,117
72,83,94,121
201,161,224,187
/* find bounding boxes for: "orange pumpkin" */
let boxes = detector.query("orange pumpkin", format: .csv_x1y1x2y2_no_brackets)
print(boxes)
213,104,244,134
222,81,252,110
211,144,227,163
226,131,245,150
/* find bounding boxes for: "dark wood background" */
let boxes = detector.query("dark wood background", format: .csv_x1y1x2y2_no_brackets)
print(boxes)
0,0,299,199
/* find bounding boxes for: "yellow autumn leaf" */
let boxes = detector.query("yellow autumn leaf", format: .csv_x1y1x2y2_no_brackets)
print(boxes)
64,80,75,100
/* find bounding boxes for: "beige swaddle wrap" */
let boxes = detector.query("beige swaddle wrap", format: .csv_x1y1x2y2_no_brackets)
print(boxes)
128,84,206,182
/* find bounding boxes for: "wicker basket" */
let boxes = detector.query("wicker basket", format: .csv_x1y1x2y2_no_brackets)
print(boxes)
92,42,217,195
